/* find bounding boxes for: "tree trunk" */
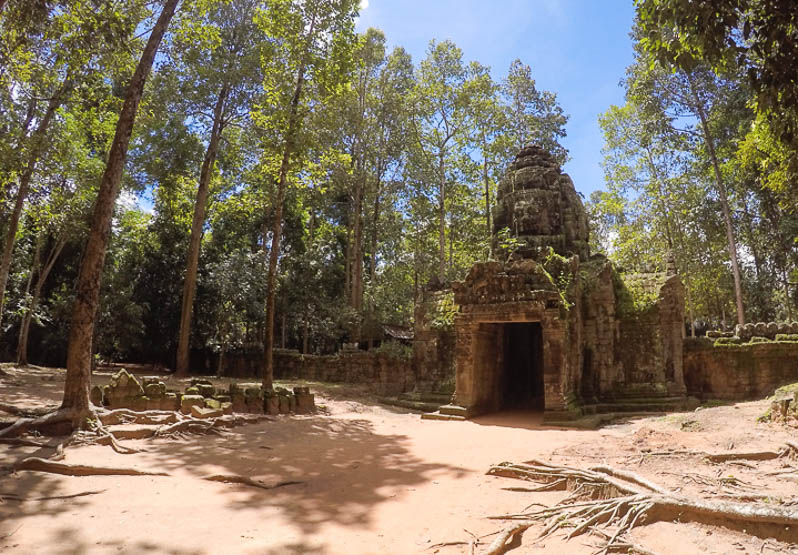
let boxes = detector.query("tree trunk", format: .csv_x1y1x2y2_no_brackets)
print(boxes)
17,236,65,365
62,0,180,427
0,78,71,329
367,168,382,350
15,240,40,366
438,151,446,281
691,86,745,325
482,136,492,257
175,83,229,376
350,171,365,342
302,315,309,354
263,14,315,391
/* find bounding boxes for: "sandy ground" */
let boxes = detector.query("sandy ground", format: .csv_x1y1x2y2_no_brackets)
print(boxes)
2,364,798,555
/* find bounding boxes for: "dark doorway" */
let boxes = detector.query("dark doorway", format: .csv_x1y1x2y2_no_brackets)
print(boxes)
501,322,544,409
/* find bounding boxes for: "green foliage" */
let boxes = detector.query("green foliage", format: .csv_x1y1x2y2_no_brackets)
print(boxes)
429,291,457,330
371,340,412,360
541,247,574,310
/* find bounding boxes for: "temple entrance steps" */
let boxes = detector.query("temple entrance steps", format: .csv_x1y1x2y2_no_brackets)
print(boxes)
378,391,452,414
581,395,699,415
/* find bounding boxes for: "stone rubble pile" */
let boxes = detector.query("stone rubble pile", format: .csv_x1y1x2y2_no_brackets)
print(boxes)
91,369,315,417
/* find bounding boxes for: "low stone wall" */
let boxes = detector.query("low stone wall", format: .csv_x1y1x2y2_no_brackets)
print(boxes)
273,350,414,397
190,348,415,396
684,338,798,400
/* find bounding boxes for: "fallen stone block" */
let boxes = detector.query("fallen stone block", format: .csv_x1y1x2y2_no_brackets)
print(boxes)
181,394,205,414
295,392,315,414
191,405,223,419
90,385,104,406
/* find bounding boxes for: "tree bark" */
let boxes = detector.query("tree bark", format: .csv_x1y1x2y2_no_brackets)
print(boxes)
263,13,315,391
438,151,446,281
62,0,180,427
0,78,71,329
175,83,229,377
482,135,493,257
691,85,746,325
350,170,365,342
17,235,65,365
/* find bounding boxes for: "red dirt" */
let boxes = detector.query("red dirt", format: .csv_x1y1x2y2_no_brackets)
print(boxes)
2,364,798,554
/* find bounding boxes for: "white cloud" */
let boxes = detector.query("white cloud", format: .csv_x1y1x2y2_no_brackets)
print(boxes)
360,0,369,9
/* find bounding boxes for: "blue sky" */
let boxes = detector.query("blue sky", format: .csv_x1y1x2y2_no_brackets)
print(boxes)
355,0,637,197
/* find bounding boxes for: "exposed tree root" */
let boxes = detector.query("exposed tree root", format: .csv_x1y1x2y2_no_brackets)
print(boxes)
96,409,179,426
0,407,73,438
0,402,59,418
202,474,304,491
638,443,798,464
0,437,51,447
483,460,798,554
11,457,169,477
1,489,107,502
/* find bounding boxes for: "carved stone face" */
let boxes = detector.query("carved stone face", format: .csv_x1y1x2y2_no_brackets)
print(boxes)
494,145,589,261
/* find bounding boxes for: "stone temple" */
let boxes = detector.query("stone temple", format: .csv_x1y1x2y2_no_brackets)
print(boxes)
445,145,689,421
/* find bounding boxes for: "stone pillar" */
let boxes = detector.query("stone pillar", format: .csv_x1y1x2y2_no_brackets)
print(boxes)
542,326,566,411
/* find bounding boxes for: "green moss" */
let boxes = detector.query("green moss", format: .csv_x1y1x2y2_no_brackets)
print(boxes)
700,399,730,408
616,273,662,316
714,336,742,346
429,291,457,330
772,382,798,398
749,336,772,343
775,334,798,342
542,247,574,310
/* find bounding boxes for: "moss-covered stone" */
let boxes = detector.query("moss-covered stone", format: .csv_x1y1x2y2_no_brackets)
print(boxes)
180,394,204,414
204,398,221,410
714,336,742,346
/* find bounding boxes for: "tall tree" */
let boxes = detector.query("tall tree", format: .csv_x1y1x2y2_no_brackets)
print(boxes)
501,59,568,164
411,40,471,281
174,0,263,376
256,0,358,391
60,0,181,428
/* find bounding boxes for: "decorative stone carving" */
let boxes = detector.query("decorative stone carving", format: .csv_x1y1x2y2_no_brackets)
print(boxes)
493,145,589,261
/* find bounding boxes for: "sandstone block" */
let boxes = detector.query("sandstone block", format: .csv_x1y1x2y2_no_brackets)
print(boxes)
181,394,205,414
90,385,104,406
295,392,315,414
191,405,223,419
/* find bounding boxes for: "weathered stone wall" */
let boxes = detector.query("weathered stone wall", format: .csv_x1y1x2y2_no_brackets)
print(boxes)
413,290,457,392
272,350,414,396
191,348,414,397
684,338,798,400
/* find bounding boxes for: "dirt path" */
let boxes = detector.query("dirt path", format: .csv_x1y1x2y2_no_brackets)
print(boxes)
2,365,798,554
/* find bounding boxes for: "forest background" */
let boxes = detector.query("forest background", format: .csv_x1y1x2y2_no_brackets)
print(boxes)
0,0,795,375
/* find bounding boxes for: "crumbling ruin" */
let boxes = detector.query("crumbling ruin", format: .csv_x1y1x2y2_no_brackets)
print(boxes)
439,146,691,421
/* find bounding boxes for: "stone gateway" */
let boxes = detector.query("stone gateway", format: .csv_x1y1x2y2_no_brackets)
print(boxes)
446,146,690,422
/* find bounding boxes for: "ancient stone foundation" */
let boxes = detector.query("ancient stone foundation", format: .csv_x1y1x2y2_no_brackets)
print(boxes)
684,337,798,400
92,370,315,416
